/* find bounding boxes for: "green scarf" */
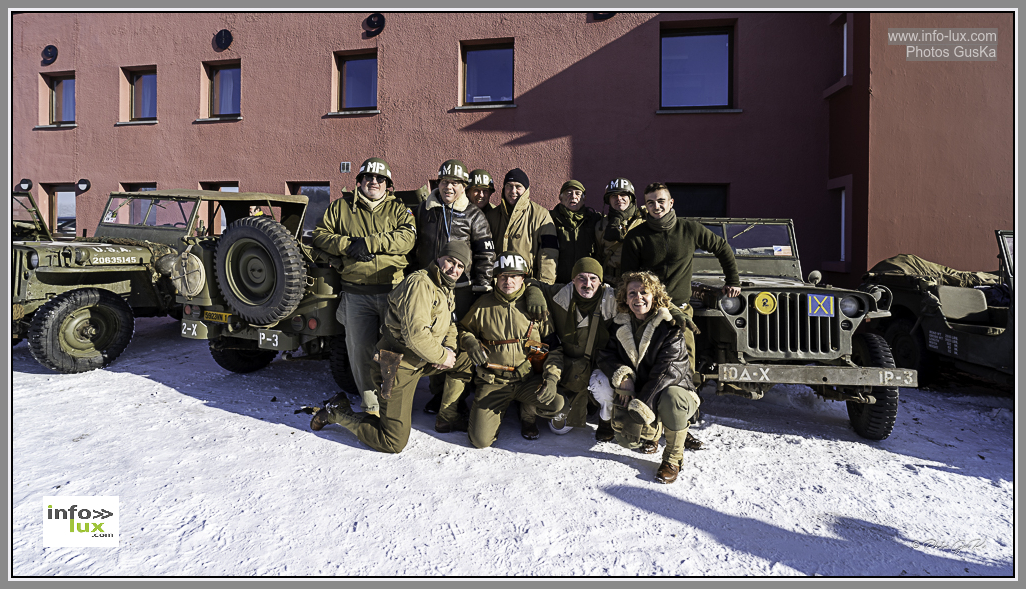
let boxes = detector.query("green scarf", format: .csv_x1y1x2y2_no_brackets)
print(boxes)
645,209,676,232
604,203,639,242
554,203,586,228
494,283,525,303
563,286,602,344
428,261,456,290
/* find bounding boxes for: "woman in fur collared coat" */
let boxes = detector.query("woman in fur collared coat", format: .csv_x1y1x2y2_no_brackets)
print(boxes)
593,271,702,484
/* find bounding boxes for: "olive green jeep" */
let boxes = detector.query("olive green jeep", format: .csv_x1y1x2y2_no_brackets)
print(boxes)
12,189,201,372
861,230,1013,387
687,218,917,441
175,187,427,391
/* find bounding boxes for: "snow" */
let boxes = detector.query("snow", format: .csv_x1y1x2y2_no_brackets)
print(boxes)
11,317,1015,576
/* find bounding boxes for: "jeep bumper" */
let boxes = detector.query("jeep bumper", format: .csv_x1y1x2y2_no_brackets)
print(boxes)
718,363,918,388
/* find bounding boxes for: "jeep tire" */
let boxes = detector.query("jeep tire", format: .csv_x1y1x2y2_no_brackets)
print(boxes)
846,332,900,440
884,319,937,384
215,216,306,325
329,332,358,394
209,338,278,373
27,288,135,374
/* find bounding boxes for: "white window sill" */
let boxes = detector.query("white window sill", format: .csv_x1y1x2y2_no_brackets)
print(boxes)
326,109,380,116
656,109,742,114
33,123,77,129
115,120,158,126
454,104,517,111
193,116,243,123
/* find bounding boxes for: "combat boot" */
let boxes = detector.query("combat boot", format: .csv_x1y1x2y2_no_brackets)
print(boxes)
310,393,363,433
595,419,615,442
434,413,468,433
521,419,540,440
684,432,703,450
655,460,681,484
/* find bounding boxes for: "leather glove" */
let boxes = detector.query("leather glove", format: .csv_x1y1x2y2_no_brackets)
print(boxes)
524,285,548,321
464,336,488,366
536,378,559,405
668,306,688,329
512,359,534,380
346,237,374,262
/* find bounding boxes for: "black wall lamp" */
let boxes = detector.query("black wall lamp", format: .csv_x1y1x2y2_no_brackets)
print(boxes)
18,179,33,191
77,179,91,192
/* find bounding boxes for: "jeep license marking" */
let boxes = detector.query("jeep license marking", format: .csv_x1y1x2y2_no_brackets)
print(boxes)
93,256,137,264
182,321,199,337
203,311,232,323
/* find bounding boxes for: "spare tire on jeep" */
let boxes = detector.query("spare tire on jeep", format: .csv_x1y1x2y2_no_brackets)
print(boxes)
215,216,306,325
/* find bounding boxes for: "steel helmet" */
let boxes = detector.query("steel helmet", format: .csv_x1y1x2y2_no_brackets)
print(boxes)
603,177,635,205
356,157,394,189
493,250,530,276
468,169,495,191
438,159,470,184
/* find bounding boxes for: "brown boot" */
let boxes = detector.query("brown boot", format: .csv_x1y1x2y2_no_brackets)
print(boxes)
684,431,703,450
434,413,468,433
596,419,615,442
310,409,333,431
655,460,680,484
635,438,659,454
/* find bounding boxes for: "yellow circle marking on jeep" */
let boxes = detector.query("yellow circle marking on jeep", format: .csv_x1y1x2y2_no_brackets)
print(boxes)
754,292,777,315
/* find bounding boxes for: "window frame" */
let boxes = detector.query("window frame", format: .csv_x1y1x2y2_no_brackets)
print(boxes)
461,41,515,107
48,74,76,124
44,183,79,237
130,69,157,121
208,63,241,118
336,51,378,111
659,27,734,111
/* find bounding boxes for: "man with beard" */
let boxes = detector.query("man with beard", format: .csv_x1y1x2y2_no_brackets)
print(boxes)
594,178,645,283
310,241,475,454
312,157,416,417
551,179,604,284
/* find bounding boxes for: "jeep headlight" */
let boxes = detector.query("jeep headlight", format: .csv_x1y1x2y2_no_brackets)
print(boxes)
839,296,863,318
719,295,745,315
27,252,39,269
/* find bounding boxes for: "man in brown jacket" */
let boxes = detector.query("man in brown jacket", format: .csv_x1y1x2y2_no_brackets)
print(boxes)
310,241,474,454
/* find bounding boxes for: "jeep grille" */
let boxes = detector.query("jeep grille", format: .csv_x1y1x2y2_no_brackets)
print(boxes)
746,292,840,355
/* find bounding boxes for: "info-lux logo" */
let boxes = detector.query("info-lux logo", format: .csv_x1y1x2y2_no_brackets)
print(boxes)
43,496,119,548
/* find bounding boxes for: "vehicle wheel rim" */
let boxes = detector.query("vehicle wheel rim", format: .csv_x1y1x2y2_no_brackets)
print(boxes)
59,306,119,357
226,238,276,305
889,332,918,369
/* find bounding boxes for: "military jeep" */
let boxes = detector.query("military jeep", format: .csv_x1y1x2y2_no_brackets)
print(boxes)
687,218,916,441
861,231,1013,387
12,189,197,372
175,187,427,389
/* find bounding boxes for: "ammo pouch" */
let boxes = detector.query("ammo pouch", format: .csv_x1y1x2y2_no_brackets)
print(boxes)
562,356,593,392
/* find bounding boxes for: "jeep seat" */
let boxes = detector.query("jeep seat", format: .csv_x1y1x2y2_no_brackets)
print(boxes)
937,285,989,323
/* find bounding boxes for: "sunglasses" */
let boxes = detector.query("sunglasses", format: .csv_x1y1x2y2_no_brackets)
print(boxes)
363,174,388,184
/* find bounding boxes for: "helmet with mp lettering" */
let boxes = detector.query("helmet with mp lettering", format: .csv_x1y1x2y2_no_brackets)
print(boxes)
468,169,495,192
438,159,470,184
493,250,530,277
603,177,636,205
355,157,394,190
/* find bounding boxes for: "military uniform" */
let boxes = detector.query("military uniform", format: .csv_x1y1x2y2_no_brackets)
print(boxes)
484,187,559,285
539,281,617,429
552,204,603,284
311,158,416,414
594,178,645,284
314,252,473,453
460,268,564,449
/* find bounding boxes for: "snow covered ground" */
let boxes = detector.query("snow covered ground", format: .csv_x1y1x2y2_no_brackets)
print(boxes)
10,317,1015,576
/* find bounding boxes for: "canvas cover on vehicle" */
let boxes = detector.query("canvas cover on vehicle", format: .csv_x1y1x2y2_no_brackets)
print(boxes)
865,254,1002,288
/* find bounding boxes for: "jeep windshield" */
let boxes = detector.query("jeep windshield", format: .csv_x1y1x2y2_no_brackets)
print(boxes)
102,196,197,228
692,219,802,281
695,222,794,257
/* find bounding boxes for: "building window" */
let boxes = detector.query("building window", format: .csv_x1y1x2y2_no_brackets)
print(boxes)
660,29,732,109
131,70,157,120
337,53,377,110
462,42,514,105
666,183,728,217
209,64,241,117
44,184,78,237
49,74,76,123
